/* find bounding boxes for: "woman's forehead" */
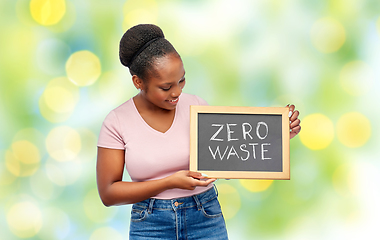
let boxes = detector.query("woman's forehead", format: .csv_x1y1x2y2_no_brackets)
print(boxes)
150,54,185,82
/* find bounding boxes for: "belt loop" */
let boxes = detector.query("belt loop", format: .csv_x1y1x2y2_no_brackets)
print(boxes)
148,198,155,214
192,195,202,211
213,184,219,197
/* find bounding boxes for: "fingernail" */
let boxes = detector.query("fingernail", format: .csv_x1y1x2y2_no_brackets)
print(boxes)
201,173,208,177
288,111,293,118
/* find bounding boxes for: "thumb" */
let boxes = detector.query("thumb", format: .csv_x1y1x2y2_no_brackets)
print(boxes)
188,171,203,179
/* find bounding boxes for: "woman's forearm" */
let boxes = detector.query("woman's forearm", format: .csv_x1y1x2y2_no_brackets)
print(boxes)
100,177,172,206
96,148,214,206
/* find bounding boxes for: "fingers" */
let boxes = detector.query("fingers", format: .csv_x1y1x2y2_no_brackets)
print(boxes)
286,104,299,120
175,171,215,190
290,118,300,129
193,178,216,187
287,104,301,139
188,171,216,188
290,125,301,139
290,110,300,122
183,178,215,190
287,104,295,114
287,104,299,122
290,125,301,134
189,171,216,186
188,171,203,179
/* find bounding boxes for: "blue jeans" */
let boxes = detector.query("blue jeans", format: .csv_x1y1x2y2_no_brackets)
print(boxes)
129,187,228,240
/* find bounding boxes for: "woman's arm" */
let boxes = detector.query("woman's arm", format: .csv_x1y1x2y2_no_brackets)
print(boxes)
96,147,215,206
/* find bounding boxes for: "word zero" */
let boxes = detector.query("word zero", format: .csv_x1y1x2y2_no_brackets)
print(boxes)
210,122,269,142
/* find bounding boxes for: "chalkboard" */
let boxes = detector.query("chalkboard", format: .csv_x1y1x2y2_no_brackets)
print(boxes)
190,106,290,179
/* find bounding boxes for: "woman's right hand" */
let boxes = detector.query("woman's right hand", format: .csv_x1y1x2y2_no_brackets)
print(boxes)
166,170,216,190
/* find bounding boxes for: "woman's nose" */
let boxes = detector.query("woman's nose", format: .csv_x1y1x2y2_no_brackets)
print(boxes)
171,85,182,97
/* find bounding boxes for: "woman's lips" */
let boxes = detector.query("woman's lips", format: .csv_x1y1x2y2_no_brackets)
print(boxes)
167,98,179,105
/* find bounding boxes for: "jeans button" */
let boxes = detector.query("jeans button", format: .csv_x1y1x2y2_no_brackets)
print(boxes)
174,202,179,207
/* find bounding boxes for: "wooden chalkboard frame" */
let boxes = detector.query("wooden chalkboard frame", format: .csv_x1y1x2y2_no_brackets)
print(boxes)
190,106,290,179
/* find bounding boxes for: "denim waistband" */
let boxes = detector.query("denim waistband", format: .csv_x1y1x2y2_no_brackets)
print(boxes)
133,187,218,213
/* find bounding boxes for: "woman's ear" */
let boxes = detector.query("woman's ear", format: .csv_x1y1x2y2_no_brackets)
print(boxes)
132,75,143,90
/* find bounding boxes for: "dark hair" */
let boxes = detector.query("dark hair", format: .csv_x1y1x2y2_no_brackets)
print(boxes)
119,24,179,81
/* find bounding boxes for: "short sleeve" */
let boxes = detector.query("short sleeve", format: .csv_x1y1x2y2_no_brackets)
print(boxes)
97,111,125,150
194,95,209,106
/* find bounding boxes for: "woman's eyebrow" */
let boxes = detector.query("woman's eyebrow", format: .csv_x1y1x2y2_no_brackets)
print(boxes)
161,73,186,85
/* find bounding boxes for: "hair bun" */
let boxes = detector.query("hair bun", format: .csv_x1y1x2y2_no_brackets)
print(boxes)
119,24,165,67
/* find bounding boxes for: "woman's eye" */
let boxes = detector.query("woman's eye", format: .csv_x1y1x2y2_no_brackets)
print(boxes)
160,79,185,91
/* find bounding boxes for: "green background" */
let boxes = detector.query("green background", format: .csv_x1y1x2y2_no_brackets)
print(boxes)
1,0,379,239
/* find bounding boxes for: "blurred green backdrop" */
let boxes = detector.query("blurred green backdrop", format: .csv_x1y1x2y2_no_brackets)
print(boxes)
1,0,380,239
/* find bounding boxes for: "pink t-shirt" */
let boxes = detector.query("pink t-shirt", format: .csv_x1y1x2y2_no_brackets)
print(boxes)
97,93,213,199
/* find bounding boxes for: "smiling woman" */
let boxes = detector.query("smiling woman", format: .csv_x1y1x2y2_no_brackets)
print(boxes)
96,24,300,240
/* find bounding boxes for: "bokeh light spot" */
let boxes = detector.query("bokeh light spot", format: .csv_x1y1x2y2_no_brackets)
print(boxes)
311,17,346,53
90,227,123,240
299,113,334,150
44,86,76,113
239,179,273,192
122,0,158,30
46,126,81,162
45,161,66,186
332,164,359,197
30,169,62,200
5,141,41,177
45,158,82,186
38,207,71,239
337,112,371,148
339,61,374,96
84,189,118,223
123,9,157,30
39,77,79,123
65,50,101,87
12,140,40,164
7,202,42,238
217,183,241,220
77,128,98,162
13,128,46,154
30,0,66,26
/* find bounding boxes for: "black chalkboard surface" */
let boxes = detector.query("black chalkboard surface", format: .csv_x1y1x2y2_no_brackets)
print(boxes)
190,106,290,179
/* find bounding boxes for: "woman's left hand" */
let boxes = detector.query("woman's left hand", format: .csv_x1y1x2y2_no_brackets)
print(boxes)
287,104,301,139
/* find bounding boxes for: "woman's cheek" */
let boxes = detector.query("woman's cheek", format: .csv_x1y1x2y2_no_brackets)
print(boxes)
154,91,168,102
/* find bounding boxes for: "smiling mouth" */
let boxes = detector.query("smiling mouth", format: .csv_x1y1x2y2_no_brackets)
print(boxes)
168,98,179,103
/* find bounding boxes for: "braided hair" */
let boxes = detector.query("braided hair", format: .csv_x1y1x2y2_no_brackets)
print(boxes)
119,24,179,81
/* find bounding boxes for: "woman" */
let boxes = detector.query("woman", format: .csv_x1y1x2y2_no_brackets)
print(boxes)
97,24,301,240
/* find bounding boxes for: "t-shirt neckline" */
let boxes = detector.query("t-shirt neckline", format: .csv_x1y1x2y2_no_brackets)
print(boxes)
130,97,179,136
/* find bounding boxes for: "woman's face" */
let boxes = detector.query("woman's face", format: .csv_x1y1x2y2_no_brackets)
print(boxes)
140,53,186,111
